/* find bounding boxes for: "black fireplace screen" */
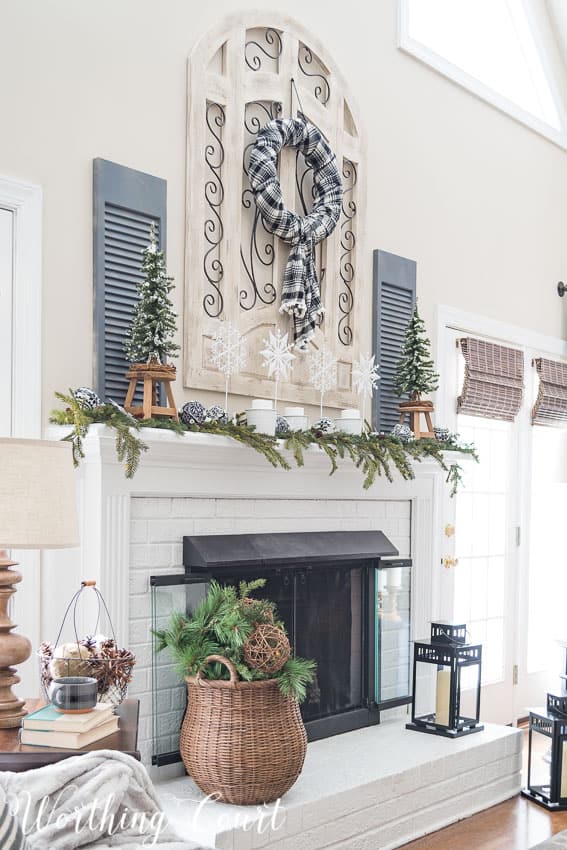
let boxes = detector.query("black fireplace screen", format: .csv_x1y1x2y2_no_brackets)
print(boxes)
150,533,411,766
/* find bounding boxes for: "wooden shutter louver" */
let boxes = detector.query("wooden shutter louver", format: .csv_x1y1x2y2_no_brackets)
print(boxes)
532,357,567,426
457,337,524,422
93,159,167,403
372,250,416,432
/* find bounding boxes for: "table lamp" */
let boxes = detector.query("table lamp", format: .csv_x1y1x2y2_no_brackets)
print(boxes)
0,438,79,727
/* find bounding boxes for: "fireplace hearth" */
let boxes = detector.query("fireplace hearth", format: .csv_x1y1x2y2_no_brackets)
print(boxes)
151,530,412,766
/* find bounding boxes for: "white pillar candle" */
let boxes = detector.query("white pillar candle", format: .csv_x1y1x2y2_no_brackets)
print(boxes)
341,408,361,419
284,406,304,416
435,668,451,726
250,399,273,410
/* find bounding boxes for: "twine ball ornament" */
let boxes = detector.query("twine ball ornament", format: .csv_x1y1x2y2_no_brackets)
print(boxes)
73,387,101,411
180,400,207,426
239,597,275,625
243,623,291,674
49,642,93,679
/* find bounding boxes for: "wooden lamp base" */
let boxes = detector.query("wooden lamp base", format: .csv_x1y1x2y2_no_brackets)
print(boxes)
0,552,32,728
399,398,435,439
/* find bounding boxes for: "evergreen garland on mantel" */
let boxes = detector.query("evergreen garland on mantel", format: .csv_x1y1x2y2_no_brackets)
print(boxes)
50,392,477,496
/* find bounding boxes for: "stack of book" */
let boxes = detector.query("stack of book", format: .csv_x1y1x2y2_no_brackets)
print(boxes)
21,703,118,749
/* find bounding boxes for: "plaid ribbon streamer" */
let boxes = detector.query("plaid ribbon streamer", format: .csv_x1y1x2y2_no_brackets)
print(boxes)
248,118,343,349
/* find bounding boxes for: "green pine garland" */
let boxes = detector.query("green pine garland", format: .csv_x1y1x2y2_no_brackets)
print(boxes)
394,304,439,399
153,579,316,702
50,392,477,495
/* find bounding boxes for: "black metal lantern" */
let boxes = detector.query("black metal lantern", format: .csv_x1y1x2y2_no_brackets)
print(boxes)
406,621,483,738
523,692,567,811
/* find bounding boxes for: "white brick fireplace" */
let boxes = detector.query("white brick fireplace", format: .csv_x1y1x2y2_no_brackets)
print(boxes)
46,424,449,765
40,426,523,850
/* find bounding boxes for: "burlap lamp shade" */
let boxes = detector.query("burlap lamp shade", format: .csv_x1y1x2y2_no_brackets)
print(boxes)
0,438,79,727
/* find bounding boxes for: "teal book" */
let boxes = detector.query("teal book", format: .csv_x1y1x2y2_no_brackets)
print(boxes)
22,702,113,733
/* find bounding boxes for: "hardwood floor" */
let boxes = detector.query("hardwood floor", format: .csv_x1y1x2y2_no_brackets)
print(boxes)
402,728,567,850
402,796,567,850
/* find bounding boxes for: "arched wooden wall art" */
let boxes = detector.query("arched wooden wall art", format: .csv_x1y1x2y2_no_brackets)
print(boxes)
184,13,366,407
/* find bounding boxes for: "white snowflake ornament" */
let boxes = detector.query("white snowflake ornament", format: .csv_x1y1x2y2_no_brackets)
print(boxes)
260,329,295,410
210,322,247,412
308,345,337,418
352,353,380,423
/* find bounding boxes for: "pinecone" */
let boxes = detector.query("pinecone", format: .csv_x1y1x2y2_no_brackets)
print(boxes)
80,635,98,654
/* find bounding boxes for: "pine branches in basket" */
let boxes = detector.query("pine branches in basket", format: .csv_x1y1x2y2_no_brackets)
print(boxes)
153,580,316,702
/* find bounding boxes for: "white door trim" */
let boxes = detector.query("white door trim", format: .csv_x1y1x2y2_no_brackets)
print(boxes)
0,175,42,697
0,176,42,436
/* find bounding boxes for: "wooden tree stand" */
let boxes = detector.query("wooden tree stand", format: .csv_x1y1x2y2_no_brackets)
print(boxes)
124,362,179,421
399,398,435,439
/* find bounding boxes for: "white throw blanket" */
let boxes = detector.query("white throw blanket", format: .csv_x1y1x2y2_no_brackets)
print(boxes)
0,750,204,850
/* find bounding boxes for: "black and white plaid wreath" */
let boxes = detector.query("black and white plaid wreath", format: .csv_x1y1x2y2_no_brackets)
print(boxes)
248,118,343,350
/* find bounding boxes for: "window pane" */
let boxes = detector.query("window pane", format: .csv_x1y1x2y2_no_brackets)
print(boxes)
454,415,510,685
407,0,561,130
527,427,567,673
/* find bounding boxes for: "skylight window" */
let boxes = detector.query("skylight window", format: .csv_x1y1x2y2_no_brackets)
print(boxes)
401,0,564,140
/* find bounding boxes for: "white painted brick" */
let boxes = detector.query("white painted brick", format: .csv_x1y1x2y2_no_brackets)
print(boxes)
357,500,386,518
131,498,172,518
130,520,148,543
194,518,238,534
129,572,150,595
386,501,411,519
215,499,253,517
147,518,194,543
129,594,151,620
171,498,216,518
130,618,152,645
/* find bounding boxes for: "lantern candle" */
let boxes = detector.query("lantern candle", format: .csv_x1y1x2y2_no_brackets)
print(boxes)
435,668,451,726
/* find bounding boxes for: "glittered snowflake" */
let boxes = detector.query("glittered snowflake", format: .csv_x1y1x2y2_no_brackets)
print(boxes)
261,329,295,381
353,353,380,400
209,322,247,411
210,322,247,377
308,345,337,417
261,329,295,410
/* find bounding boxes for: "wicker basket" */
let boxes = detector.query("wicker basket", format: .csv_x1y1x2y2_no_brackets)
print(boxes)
180,654,307,805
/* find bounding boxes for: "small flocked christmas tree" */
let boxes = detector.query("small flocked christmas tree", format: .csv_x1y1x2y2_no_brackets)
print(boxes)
394,304,439,400
125,223,180,364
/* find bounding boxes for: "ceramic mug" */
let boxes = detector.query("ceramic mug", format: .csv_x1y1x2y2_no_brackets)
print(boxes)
48,676,98,714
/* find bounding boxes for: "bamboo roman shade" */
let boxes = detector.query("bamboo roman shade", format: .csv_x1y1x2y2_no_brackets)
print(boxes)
457,337,524,421
532,358,567,426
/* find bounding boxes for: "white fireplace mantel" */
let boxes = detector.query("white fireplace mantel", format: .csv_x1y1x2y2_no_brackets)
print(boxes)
46,424,458,654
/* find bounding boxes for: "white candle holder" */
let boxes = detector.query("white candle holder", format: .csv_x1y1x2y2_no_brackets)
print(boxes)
246,400,277,436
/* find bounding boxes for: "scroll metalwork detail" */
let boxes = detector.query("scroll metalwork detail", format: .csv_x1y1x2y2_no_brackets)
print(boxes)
298,43,331,105
240,100,281,311
245,28,283,71
203,102,226,319
338,158,357,346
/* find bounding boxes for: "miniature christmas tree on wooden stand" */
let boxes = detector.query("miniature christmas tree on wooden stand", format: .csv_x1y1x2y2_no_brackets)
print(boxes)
123,223,180,421
394,304,439,439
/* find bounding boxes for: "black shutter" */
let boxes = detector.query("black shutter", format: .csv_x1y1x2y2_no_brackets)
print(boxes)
93,158,167,403
372,250,417,431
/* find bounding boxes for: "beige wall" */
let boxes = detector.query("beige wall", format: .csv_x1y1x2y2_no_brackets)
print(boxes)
1,0,566,423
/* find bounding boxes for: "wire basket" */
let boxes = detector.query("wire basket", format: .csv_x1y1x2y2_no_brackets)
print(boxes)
38,581,136,708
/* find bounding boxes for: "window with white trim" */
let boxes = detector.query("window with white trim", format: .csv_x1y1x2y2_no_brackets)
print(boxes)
400,0,566,145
